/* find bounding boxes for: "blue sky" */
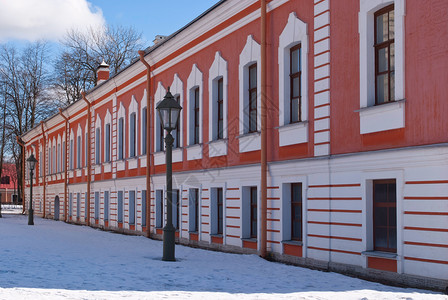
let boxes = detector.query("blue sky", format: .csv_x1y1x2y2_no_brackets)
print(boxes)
0,0,220,49
89,0,220,46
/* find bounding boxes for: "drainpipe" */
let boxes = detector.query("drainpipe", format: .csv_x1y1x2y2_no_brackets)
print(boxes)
40,121,47,219
82,92,92,226
59,108,69,222
260,0,268,258
139,50,152,238
16,137,25,214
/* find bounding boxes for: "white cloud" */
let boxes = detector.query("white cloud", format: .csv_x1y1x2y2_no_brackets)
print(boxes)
0,0,105,42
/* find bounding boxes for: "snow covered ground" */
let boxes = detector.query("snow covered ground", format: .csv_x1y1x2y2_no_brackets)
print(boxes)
0,215,446,300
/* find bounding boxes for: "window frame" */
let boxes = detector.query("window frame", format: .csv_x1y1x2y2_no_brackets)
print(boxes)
248,63,257,133
373,179,397,253
193,87,200,145
250,186,257,238
118,117,124,160
217,187,223,235
374,4,395,105
289,44,302,123
130,112,137,157
290,182,303,241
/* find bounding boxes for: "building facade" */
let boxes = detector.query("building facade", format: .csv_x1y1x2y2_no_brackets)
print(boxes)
22,0,448,291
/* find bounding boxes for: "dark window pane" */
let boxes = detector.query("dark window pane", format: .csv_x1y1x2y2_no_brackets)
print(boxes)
388,10,395,40
388,181,396,202
376,74,389,104
374,207,387,227
389,207,396,227
291,48,300,73
249,65,257,88
291,98,300,123
377,47,389,73
376,13,388,43
375,227,388,249
292,76,300,98
389,228,397,249
374,182,388,202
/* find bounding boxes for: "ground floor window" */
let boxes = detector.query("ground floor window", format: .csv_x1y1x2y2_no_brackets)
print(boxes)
173,189,180,230
129,190,136,225
117,191,123,223
291,183,302,241
156,190,164,228
94,192,99,220
189,188,199,232
142,190,147,227
77,193,81,219
250,187,257,238
104,191,109,221
373,179,397,253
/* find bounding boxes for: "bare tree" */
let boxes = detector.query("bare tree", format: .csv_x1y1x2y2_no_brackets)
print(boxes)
0,41,60,209
54,25,143,104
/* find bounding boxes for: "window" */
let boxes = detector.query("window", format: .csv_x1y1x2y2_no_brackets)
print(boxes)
77,192,81,219
69,193,73,217
105,123,111,162
189,188,199,232
211,188,223,235
84,192,87,221
94,191,99,220
77,135,81,169
173,189,179,230
208,51,228,145
187,64,203,147
129,190,135,225
57,143,61,173
359,0,405,134
374,5,394,105
217,78,224,139
52,145,56,174
95,127,101,164
142,190,147,227
290,45,302,123
250,187,257,238
193,87,200,144
85,132,88,166
291,183,302,241
39,151,42,176
373,179,396,253
118,117,124,160
48,146,51,174
69,139,74,170
173,95,181,148
62,141,66,171
156,190,164,228
142,108,147,154
117,191,123,223
248,64,257,133
158,120,164,151
130,112,136,157
104,191,109,221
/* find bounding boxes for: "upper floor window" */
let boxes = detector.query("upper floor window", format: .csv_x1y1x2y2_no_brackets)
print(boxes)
248,64,257,133
130,112,136,157
85,131,88,166
57,143,61,173
118,117,124,160
105,123,111,162
52,145,56,174
375,5,394,105
76,135,81,169
69,138,74,170
290,44,302,123
193,87,200,144
217,78,224,139
95,127,101,164
173,95,181,148
141,108,147,154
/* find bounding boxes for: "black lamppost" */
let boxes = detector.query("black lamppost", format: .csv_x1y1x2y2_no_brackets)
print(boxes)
156,87,182,261
27,154,37,225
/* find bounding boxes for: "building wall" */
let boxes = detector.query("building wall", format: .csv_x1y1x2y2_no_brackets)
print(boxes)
22,0,448,289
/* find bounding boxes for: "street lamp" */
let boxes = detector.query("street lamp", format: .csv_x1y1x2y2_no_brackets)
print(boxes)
27,154,37,225
156,87,182,261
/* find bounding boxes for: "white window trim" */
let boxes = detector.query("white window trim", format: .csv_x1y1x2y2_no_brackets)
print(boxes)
186,64,203,161
76,125,82,169
238,35,261,153
208,52,228,158
140,89,147,155
117,102,126,160
154,81,166,154
104,110,112,163
359,0,406,134
170,73,184,148
128,95,139,158
187,64,203,146
360,170,403,272
278,12,309,146
95,114,102,165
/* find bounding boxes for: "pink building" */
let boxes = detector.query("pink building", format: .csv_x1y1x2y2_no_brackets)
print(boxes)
22,0,448,291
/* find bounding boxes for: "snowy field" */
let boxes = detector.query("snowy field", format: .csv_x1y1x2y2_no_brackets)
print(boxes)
0,215,446,300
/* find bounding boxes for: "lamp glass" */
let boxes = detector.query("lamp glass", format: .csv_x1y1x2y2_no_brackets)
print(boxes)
27,154,38,171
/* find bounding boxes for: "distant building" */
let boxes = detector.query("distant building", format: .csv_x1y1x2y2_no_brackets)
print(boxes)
21,0,448,291
0,163,18,204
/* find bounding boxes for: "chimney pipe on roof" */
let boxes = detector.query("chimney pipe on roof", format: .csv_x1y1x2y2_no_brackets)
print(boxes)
96,60,110,85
